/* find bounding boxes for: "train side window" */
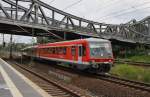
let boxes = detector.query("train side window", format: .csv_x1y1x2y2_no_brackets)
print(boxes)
55,47,57,54
50,48,52,54
83,46,86,56
58,47,61,54
45,48,48,53
54,47,56,54
52,48,55,54
58,47,62,54
48,48,52,54
63,47,66,54
71,46,76,56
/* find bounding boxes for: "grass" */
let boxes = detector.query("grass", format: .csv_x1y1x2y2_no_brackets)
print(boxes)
117,55,150,63
128,55,150,63
110,64,150,83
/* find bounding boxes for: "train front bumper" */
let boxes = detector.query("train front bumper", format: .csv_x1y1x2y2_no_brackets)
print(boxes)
90,61,113,69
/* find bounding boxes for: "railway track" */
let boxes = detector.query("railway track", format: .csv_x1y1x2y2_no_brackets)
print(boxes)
9,58,150,96
97,74,150,92
11,62,91,97
115,60,150,67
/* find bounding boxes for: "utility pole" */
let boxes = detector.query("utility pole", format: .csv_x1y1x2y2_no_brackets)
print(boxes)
64,32,66,40
2,34,5,47
10,34,13,59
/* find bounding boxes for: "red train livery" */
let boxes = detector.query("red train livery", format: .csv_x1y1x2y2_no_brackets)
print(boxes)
22,38,114,73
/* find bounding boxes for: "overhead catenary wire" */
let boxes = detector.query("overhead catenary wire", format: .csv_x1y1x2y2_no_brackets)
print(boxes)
49,0,55,4
95,0,121,12
62,0,83,10
99,6,150,21
99,1,150,20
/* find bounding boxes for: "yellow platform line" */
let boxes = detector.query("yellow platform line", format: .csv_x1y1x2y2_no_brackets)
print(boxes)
0,65,23,97
0,58,52,97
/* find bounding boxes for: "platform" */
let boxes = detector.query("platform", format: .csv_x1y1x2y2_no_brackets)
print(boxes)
0,58,52,97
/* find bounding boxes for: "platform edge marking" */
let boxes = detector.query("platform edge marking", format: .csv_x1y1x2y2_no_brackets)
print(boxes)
0,58,52,97
0,64,23,97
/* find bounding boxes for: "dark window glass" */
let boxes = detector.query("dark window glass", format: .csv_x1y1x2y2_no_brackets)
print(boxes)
63,47,66,54
49,48,52,54
79,46,82,56
79,46,86,56
83,46,86,56
71,46,76,56
52,48,55,54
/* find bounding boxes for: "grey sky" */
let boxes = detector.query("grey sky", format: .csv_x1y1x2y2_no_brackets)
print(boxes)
1,0,150,44
0,34,36,44
41,0,150,24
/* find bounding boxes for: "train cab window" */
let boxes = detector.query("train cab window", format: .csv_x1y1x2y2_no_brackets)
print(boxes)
79,46,86,56
71,46,76,56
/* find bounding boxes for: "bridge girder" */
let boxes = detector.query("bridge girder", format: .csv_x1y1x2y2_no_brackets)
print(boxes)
0,0,149,43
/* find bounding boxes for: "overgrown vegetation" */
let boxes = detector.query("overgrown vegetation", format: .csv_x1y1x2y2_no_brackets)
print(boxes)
127,55,150,63
110,64,150,83
117,55,150,63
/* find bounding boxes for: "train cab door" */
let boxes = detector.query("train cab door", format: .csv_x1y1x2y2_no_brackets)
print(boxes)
78,45,83,64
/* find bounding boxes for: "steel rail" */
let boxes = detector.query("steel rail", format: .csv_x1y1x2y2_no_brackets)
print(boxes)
97,74,150,92
12,61,91,97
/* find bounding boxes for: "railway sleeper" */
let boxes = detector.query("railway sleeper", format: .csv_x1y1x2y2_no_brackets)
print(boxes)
50,92,70,96
39,85,57,88
44,88,62,91
46,89,64,92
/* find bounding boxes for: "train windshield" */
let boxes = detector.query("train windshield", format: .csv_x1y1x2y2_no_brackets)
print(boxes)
89,42,113,58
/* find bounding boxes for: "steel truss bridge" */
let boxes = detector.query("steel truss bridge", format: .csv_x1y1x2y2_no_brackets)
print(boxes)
0,0,150,43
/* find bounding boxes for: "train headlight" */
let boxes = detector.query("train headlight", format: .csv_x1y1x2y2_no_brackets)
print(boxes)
92,60,95,63
109,59,112,62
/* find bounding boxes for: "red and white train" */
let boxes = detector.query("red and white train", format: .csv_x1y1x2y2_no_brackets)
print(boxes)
22,38,114,73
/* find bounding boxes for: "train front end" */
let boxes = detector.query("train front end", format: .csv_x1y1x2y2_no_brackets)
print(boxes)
87,38,114,72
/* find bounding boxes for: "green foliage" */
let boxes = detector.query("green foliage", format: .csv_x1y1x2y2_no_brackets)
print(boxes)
37,37,56,44
111,64,150,83
117,55,150,63
128,55,150,62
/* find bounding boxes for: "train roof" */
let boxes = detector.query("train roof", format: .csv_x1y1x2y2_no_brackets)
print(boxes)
21,45,37,50
37,38,110,48
22,38,110,49
85,38,110,42
47,38,109,44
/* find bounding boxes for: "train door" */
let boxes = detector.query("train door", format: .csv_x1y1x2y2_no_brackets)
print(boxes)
78,45,83,64
71,46,76,62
